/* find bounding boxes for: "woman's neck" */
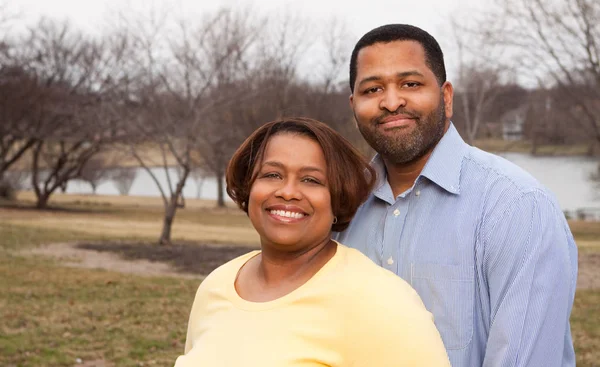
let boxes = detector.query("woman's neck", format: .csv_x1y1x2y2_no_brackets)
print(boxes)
235,237,337,302
258,237,336,286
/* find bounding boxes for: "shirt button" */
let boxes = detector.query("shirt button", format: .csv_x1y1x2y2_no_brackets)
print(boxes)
415,190,421,196
387,256,394,265
393,209,400,216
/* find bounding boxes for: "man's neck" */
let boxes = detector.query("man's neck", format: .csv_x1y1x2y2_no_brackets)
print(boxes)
383,121,451,198
383,150,433,198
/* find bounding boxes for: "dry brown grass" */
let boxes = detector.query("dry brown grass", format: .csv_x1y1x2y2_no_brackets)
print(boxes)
7,192,259,246
14,191,237,210
473,139,591,155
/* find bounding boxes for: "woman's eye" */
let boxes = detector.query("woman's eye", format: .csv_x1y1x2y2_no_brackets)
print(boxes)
262,172,281,179
302,177,322,185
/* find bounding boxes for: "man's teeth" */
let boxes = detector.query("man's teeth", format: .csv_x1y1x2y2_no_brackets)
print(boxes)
270,210,305,219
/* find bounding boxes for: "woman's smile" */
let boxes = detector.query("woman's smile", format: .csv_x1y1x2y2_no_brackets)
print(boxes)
248,133,333,251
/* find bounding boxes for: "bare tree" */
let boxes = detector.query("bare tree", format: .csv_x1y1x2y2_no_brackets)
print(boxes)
0,66,41,180
188,8,265,209
110,167,137,195
469,0,600,145
112,6,263,244
0,5,42,180
454,66,505,144
447,18,520,144
20,19,128,208
190,167,206,199
79,157,112,194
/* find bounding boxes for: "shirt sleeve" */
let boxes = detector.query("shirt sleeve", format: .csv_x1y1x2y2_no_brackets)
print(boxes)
348,277,451,367
182,283,208,354
481,190,577,366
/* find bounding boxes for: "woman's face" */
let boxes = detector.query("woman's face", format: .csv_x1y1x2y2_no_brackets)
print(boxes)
248,133,334,251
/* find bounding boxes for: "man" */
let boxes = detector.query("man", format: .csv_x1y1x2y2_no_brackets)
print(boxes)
336,24,578,366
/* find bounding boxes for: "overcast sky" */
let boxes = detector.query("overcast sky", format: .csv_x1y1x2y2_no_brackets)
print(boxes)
10,0,484,81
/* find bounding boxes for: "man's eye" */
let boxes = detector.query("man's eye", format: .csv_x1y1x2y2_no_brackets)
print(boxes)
364,87,382,94
403,82,420,88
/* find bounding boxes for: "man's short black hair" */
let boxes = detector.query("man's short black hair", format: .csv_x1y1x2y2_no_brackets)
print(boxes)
349,24,446,92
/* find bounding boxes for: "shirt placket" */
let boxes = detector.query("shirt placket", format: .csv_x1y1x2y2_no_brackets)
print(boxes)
381,197,408,275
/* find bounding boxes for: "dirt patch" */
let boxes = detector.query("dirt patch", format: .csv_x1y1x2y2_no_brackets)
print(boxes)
578,252,600,290
23,241,599,290
77,242,253,275
23,241,253,279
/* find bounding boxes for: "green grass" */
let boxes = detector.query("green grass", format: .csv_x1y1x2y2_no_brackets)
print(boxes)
0,254,198,366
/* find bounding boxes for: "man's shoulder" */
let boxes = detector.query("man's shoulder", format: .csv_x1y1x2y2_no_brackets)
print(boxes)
460,146,565,227
462,145,547,195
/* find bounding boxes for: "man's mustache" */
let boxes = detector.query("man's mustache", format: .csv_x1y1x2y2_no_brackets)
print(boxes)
374,109,420,124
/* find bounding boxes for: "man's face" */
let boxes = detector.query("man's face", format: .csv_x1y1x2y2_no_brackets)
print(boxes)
350,40,453,164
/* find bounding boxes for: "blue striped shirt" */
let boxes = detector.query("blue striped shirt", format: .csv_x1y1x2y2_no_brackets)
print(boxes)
335,124,578,367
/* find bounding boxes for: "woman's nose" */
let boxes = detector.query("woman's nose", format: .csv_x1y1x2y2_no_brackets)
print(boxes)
275,180,303,201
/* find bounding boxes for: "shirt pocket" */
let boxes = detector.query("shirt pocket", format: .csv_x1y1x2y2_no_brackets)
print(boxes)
411,262,474,350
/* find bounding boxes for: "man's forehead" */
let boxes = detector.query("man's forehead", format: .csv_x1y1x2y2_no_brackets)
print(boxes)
356,40,426,63
355,40,429,79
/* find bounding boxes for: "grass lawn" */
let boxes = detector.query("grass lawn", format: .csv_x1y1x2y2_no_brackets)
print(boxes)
0,254,197,367
3,191,259,247
473,139,591,156
1,192,599,366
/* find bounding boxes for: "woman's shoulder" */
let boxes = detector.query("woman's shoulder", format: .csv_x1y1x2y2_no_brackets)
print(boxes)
334,245,450,366
335,243,426,309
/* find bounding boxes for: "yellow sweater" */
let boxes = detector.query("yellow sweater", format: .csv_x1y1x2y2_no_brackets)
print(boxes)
175,243,450,366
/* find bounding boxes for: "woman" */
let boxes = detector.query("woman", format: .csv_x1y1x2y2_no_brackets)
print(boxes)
174,117,449,366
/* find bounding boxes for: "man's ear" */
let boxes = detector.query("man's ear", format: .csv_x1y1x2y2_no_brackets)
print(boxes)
349,94,359,128
442,81,454,121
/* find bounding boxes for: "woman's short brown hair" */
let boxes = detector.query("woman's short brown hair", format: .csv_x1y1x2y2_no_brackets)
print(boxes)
226,117,376,232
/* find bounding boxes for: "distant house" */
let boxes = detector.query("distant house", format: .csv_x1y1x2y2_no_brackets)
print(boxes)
501,104,529,141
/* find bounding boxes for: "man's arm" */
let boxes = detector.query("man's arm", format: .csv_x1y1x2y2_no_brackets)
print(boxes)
481,190,577,366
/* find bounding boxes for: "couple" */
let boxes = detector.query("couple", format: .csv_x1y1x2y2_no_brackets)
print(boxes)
175,24,578,366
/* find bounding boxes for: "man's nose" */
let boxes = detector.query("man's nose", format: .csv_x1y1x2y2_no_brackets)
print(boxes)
379,87,407,112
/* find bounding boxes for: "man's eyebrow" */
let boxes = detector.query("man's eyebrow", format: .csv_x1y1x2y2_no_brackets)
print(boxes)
357,70,426,88
396,70,425,79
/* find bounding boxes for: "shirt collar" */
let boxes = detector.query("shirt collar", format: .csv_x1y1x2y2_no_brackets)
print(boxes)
419,123,466,195
371,123,467,199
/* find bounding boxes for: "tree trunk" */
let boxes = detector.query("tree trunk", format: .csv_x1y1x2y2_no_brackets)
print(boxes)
159,199,177,246
216,171,225,208
158,167,190,246
466,130,476,145
36,193,51,209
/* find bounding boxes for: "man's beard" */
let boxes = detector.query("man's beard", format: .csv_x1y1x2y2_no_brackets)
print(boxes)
356,96,446,165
